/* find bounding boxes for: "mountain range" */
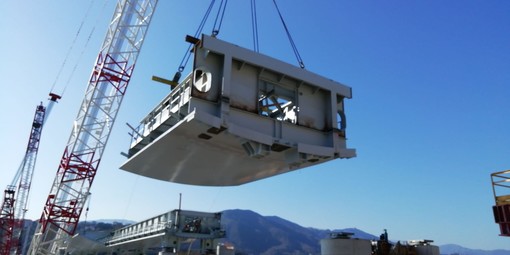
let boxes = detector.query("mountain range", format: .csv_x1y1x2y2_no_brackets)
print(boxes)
21,209,509,255
219,209,508,255
220,209,378,254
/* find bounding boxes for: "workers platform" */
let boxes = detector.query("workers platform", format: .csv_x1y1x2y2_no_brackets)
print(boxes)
120,34,355,186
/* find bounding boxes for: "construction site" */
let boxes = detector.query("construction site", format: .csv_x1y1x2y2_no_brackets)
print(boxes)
0,0,508,254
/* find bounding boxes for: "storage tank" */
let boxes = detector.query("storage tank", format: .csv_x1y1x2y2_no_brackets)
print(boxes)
409,240,440,255
320,232,372,255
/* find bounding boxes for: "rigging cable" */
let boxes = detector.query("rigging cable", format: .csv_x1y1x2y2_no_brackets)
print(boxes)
80,192,92,235
173,0,217,84
251,0,259,52
212,0,228,37
122,175,140,220
272,0,305,69
61,1,111,97
50,0,96,94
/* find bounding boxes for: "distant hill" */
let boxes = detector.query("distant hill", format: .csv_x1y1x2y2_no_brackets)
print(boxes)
220,209,507,255
439,244,510,255
221,209,321,254
221,209,378,255
20,210,509,255
90,219,136,225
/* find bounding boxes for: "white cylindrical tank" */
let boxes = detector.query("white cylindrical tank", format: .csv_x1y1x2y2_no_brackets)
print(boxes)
415,245,440,255
320,238,372,255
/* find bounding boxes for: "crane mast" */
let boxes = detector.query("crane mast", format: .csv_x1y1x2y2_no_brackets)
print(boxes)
28,1,158,254
0,93,60,255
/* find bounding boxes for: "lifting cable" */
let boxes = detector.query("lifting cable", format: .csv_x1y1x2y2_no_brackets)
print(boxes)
272,0,305,69
49,0,96,95
251,0,259,52
173,0,217,84
212,0,228,37
60,1,110,97
82,192,92,234
172,0,305,83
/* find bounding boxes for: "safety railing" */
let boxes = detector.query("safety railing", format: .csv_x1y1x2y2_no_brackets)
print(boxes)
128,73,193,149
103,221,172,246
492,170,510,205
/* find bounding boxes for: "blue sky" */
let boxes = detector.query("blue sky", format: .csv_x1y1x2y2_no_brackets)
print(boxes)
1,0,510,251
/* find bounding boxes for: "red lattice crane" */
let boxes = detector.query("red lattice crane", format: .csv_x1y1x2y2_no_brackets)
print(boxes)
27,1,159,254
0,93,61,255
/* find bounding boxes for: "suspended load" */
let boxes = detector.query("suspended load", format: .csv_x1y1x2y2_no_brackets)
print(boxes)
120,34,355,186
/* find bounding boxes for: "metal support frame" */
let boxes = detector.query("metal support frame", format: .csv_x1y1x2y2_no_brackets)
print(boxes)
492,170,510,236
28,1,158,254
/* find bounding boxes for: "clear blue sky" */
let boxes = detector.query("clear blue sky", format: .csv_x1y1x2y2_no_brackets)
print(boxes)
1,0,509,251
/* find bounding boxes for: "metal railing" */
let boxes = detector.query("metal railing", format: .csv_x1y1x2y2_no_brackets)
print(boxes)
492,170,510,205
103,220,173,246
129,73,193,149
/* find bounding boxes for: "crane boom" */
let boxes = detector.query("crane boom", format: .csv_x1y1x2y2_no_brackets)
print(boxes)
0,93,60,255
28,1,158,254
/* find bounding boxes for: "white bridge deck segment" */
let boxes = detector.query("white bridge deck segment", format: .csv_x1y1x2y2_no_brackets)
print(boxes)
120,34,355,186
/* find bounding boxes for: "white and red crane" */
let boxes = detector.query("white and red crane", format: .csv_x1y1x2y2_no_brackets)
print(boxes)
0,93,61,255
23,0,356,253
27,1,158,254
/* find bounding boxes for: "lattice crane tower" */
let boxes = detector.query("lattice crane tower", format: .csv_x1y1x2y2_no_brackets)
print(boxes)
28,1,158,254
0,93,60,255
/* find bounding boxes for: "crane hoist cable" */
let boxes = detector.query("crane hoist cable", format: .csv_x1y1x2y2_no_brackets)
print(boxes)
81,192,92,235
212,0,228,37
50,0,96,95
172,0,217,84
121,176,140,220
272,0,305,69
251,0,259,52
61,1,111,98
171,0,305,84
